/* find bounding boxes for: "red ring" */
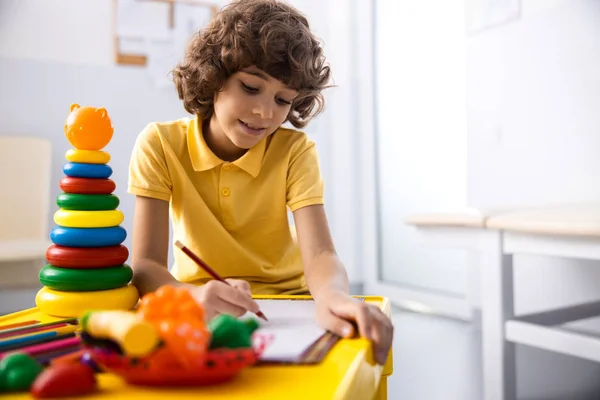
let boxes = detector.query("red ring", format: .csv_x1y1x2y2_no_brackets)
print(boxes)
46,245,129,268
59,177,116,194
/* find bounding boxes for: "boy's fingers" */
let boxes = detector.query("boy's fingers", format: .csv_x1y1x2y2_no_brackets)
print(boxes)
225,279,251,295
211,297,248,317
332,301,393,365
330,301,372,340
218,285,260,314
318,309,355,338
370,310,394,364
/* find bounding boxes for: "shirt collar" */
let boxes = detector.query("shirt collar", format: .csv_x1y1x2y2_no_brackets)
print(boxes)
187,116,266,178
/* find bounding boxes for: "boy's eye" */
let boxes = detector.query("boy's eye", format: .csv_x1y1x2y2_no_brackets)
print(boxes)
240,80,293,106
240,82,259,93
276,98,292,106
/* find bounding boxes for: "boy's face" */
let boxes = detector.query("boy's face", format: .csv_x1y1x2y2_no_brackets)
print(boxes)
212,66,299,150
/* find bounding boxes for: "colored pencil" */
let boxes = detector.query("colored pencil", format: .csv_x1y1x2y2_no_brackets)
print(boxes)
0,332,77,352
0,336,81,360
0,318,78,336
175,240,268,321
0,320,39,331
0,323,70,339
0,326,78,350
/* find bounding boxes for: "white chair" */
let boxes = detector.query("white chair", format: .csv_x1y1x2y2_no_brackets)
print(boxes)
0,136,52,288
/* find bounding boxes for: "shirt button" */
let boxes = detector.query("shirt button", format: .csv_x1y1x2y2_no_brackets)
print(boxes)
222,164,231,171
221,188,230,196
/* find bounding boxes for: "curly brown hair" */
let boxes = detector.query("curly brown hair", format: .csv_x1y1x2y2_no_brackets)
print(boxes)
172,0,331,129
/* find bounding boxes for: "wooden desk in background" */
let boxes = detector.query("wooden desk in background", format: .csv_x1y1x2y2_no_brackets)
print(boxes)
0,295,393,400
407,203,600,400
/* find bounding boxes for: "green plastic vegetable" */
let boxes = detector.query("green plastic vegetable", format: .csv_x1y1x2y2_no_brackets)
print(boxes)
0,352,44,392
208,314,259,349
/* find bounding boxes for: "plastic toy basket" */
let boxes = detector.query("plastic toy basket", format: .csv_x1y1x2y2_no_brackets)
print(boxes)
87,333,273,387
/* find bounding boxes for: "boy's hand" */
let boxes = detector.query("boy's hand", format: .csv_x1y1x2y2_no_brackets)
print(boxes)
187,279,258,321
315,290,394,365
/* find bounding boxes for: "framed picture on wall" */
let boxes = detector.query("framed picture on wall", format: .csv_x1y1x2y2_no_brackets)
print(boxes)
112,0,218,86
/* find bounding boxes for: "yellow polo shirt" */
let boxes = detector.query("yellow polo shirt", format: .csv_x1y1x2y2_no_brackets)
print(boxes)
127,117,324,294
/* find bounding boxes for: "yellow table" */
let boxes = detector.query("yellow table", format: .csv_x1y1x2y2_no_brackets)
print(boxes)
0,295,393,400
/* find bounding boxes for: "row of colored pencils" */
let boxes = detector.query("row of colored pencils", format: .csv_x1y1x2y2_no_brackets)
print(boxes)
0,318,82,364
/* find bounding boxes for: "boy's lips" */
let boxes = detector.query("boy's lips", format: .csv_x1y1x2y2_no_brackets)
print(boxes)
239,119,267,136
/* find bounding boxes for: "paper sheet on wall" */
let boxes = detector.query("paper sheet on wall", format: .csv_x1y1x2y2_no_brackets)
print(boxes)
242,300,327,362
466,0,520,34
115,0,214,88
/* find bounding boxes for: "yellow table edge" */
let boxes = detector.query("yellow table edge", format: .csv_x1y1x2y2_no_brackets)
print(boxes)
0,295,393,400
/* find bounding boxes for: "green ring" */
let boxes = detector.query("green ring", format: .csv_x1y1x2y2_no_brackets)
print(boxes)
57,193,120,211
39,264,133,291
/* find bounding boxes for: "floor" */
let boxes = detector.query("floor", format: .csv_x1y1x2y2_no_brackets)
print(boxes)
389,308,600,400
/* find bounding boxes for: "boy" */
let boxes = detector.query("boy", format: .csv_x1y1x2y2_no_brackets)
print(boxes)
128,0,393,365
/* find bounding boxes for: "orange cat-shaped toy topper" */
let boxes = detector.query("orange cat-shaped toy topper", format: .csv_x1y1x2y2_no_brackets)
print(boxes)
64,103,114,151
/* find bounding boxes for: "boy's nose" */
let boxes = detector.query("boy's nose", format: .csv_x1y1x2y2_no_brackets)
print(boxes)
252,101,273,120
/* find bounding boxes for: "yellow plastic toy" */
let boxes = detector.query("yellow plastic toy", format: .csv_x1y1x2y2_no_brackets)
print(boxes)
53,209,124,228
81,310,160,357
35,285,139,318
65,149,111,164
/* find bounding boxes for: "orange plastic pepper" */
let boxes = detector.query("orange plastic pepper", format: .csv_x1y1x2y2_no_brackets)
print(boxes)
64,103,114,151
137,285,210,367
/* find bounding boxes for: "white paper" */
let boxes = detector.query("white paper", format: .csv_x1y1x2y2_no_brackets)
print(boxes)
116,0,171,40
173,3,213,53
145,38,177,88
242,300,327,362
466,0,520,34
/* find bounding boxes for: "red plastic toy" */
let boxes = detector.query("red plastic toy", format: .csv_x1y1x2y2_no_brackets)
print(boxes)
89,344,264,386
59,177,116,194
45,245,129,268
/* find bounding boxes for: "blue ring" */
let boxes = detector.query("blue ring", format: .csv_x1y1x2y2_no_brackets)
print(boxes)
50,226,127,247
63,162,113,179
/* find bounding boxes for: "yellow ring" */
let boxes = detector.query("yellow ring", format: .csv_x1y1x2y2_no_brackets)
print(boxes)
54,209,124,228
36,285,139,318
65,148,111,164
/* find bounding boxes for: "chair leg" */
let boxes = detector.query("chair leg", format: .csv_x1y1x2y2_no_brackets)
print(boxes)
481,231,516,400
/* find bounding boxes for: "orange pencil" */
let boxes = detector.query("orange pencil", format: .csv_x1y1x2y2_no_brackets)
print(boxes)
0,320,39,331
174,240,268,321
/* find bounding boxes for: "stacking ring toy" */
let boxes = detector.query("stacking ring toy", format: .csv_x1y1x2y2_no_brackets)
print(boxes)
57,193,119,211
39,264,133,291
50,226,127,247
59,177,115,194
63,162,112,179
36,285,139,318
65,149,111,164
64,104,114,151
54,209,124,228
46,245,129,268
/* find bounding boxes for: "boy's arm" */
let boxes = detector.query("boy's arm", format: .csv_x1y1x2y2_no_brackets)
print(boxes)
293,204,393,365
131,195,183,296
292,204,349,299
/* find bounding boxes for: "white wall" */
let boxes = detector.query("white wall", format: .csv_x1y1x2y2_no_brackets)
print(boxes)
0,0,113,66
467,0,600,314
0,0,364,289
374,0,469,295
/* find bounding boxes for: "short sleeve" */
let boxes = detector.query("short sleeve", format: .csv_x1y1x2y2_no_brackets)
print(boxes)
128,123,172,202
286,142,324,211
